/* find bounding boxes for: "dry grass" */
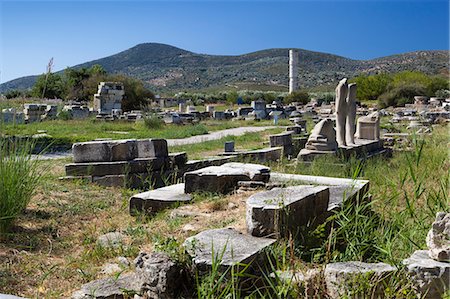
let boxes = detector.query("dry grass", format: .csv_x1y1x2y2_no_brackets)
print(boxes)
0,158,259,298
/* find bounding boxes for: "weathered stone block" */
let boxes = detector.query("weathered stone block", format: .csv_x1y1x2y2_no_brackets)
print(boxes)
269,131,293,156
110,139,137,161
168,152,188,168
137,139,168,158
246,185,329,238
72,273,142,299
324,261,396,299
134,252,182,299
65,161,128,176
426,212,450,262
130,183,191,215
184,228,276,274
129,157,168,173
72,141,112,163
403,250,450,299
184,162,270,194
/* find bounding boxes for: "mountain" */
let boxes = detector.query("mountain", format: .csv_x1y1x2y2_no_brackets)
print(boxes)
1,43,448,93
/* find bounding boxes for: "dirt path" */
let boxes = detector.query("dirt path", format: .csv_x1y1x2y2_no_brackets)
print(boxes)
166,126,276,146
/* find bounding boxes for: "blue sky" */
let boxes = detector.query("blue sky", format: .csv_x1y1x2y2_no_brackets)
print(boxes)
0,0,449,83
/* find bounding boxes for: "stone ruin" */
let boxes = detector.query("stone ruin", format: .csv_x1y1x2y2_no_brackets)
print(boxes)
68,136,448,298
298,79,387,161
94,82,124,119
23,103,57,123
62,102,90,119
1,108,25,124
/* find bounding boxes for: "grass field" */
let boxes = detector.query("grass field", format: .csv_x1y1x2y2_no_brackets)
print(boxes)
0,118,286,144
0,123,448,298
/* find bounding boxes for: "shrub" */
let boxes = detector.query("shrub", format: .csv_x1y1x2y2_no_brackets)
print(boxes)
284,90,310,105
378,84,426,108
144,114,164,129
0,139,43,238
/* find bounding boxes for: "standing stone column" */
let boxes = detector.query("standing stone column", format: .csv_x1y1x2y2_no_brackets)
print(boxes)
335,78,348,147
345,83,357,145
289,49,299,94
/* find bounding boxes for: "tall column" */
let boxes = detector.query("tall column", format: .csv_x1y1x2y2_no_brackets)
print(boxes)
289,49,298,94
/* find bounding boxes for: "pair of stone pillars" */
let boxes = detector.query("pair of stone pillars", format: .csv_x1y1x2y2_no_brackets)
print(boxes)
335,78,357,147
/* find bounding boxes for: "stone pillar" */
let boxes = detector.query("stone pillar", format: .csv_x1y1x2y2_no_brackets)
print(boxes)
289,49,299,94
335,78,348,147
345,83,357,145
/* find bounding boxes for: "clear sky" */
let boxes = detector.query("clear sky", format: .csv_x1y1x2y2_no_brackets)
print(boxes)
0,0,449,83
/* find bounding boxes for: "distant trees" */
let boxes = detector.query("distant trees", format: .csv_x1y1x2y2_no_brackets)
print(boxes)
284,90,310,105
26,65,154,111
350,71,449,107
31,72,66,99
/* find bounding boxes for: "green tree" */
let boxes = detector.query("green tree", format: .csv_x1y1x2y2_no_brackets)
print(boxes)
31,72,66,99
65,65,107,101
284,90,310,104
109,74,154,111
351,74,392,102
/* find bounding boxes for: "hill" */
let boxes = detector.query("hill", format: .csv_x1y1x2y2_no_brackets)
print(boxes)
1,43,448,93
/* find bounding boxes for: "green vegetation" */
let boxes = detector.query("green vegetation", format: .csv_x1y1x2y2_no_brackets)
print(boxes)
284,90,310,104
23,65,155,111
0,139,43,238
351,71,449,107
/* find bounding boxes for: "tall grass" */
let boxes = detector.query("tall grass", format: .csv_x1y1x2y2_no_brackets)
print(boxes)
0,139,43,238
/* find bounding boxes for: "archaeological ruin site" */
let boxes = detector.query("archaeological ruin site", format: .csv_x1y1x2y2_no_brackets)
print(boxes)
0,2,449,297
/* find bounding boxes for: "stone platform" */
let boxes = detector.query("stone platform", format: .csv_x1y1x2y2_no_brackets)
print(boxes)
184,228,276,274
298,139,387,161
129,183,191,215
184,162,270,194
218,147,282,163
246,185,329,238
269,173,369,212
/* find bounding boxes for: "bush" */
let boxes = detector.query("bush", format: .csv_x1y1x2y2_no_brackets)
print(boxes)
284,90,310,104
57,110,72,120
0,139,43,238
144,114,164,129
378,84,426,108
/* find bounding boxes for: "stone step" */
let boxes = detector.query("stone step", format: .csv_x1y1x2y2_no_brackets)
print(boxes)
72,139,168,163
65,157,169,176
269,172,369,212
324,261,396,299
184,162,270,194
184,228,276,275
246,185,329,238
129,183,191,216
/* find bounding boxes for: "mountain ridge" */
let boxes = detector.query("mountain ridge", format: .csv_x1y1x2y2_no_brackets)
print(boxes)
1,43,448,93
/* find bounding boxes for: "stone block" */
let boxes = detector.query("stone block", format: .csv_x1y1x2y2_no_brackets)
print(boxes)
134,252,182,299
129,183,191,215
269,172,370,212
110,139,137,161
137,139,169,158
184,162,270,194
72,141,112,163
426,212,450,262
129,157,168,173
65,161,128,176
169,152,188,168
246,185,329,238
269,132,293,157
184,228,276,274
324,261,396,299
72,273,142,299
403,250,450,298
